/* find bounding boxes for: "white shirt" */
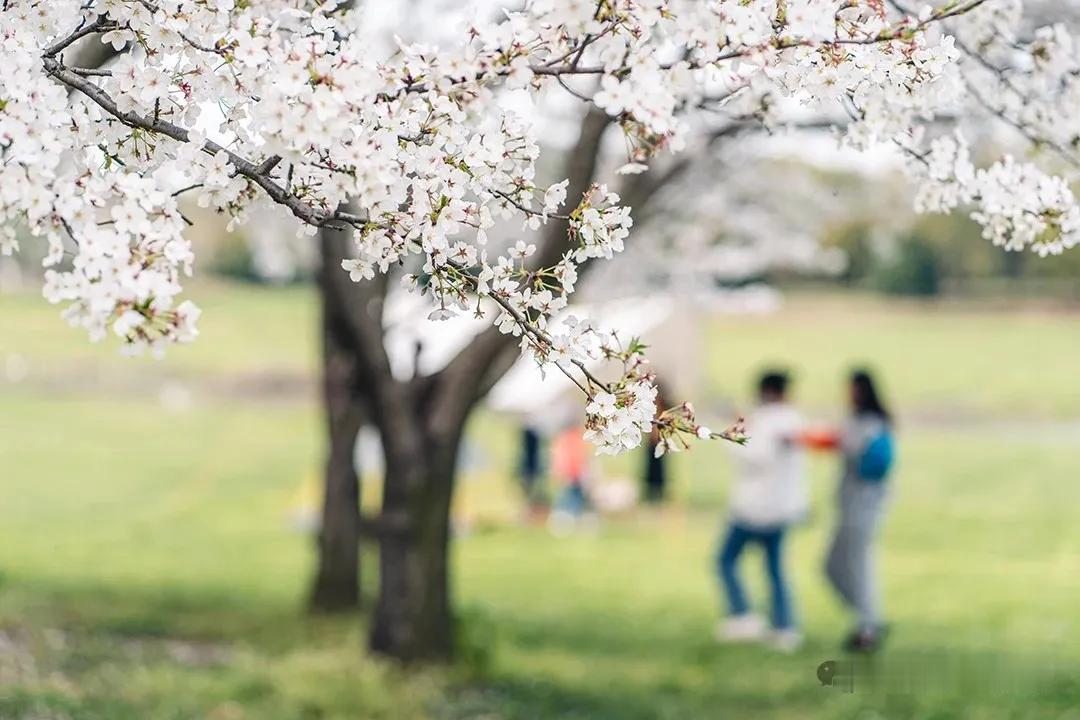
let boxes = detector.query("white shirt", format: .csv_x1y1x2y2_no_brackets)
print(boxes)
728,402,808,528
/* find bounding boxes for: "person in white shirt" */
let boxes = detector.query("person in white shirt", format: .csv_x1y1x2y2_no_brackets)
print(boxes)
716,370,807,652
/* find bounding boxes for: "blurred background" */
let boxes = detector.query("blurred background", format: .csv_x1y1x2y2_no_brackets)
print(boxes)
4,0,1080,714
3,175,1080,718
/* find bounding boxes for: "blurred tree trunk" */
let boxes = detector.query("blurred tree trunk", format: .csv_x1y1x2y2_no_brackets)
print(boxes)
368,407,463,660
364,330,525,660
366,107,613,661
308,248,366,611
308,237,367,611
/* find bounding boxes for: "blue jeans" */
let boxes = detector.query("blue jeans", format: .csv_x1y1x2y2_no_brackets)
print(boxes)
554,483,587,516
718,523,794,630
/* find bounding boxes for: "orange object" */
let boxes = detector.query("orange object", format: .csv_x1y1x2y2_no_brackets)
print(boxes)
551,427,588,484
799,428,841,450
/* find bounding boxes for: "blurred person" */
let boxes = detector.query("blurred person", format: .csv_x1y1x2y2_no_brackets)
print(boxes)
642,382,672,504
516,423,548,521
717,370,807,652
803,369,896,652
548,422,595,535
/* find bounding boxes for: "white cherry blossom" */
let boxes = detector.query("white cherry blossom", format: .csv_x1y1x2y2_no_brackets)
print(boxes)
1,0,1077,452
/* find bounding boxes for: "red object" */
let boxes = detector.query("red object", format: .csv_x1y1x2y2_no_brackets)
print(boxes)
799,428,841,451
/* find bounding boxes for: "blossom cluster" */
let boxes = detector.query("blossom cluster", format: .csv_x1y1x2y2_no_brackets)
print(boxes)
2,12,198,350
955,0,1080,158
912,132,1080,256
586,381,661,454
2,0,1077,451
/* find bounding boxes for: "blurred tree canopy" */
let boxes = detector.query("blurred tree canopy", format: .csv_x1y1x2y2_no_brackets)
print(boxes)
823,200,1080,299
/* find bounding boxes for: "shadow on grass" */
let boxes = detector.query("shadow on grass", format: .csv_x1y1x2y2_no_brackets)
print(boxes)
444,609,1080,720
0,569,365,653
0,571,445,720
4,573,1079,720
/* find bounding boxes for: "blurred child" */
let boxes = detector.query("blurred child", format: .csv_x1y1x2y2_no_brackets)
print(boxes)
717,370,806,652
548,423,594,534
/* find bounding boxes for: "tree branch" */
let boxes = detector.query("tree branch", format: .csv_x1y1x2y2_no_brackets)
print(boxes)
41,56,364,230
427,106,614,435
42,16,117,58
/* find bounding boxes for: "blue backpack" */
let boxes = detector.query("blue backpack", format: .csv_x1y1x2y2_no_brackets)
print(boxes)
858,431,895,482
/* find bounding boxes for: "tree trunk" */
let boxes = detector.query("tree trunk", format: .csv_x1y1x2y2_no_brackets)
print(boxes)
369,414,464,661
309,234,366,613
363,107,615,661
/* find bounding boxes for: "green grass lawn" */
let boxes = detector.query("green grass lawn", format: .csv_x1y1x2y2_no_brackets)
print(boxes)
699,294,1080,418
1,283,1078,719
1,280,318,380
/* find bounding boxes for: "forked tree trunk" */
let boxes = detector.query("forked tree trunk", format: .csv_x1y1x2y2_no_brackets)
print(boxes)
363,108,614,661
306,108,614,658
369,413,464,661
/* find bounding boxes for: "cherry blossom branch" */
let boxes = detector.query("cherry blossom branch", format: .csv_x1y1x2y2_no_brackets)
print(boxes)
441,259,747,450
39,0,993,244
887,0,1080,169
42,15,117,57
529,0,991,80
487,284,610,393
41,56,366,230
69,66,114,77
963,79,1080,169
439,259,610,393
41,34,638,418
492,189,571,222
170,183,203,198
130,0,230,57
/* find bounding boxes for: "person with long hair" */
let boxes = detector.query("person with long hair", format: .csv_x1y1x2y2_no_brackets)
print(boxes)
803,369,896,652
